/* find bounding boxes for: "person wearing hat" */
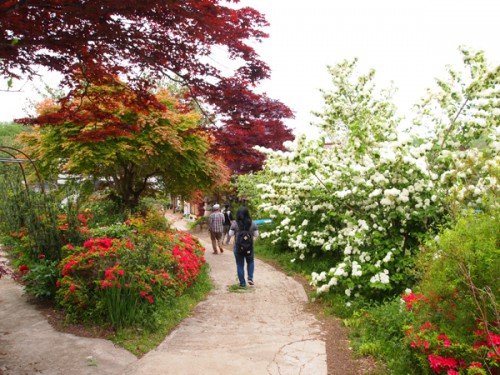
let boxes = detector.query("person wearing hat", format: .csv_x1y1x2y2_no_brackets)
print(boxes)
208,203,225,254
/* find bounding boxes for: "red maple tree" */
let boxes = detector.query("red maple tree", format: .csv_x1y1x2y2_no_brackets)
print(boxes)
0,0,294,173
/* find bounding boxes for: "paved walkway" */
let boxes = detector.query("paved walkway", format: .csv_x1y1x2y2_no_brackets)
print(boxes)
0,212,327,375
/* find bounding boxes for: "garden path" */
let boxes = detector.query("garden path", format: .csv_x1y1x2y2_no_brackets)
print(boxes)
0,211,327,375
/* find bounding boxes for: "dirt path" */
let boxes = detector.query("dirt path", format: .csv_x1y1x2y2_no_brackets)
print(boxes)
0,212,328,374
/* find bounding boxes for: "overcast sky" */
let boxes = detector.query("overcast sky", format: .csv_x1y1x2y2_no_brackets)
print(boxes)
241,0,500,138
1,0,499,140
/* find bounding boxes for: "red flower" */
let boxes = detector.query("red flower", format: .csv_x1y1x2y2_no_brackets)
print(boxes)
437,334,452,347
38,254,45,259
19,265,29,274
428,354,458,373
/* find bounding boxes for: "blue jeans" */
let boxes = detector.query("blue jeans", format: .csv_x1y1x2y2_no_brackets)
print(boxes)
233,246,254,286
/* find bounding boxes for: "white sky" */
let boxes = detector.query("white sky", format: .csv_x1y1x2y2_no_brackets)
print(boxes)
241,0,500,138
1,0,499,140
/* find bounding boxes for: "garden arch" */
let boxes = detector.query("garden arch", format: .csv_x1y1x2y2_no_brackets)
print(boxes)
0,145,44,193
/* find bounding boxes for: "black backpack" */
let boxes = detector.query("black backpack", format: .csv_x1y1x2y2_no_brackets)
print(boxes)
236,226,253,256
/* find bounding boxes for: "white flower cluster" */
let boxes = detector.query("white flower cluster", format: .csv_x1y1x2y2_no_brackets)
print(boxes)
370,269,390,284
248,50,499,299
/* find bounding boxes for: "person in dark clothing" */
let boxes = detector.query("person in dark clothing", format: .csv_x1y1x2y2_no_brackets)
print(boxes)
222,204,234,245
229,206,259,287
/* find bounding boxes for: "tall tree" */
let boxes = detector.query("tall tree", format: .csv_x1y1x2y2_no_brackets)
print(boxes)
20,86,229,208
1,0,294,172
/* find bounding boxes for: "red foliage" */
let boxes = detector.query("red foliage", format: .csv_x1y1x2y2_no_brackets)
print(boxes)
2,0,294,169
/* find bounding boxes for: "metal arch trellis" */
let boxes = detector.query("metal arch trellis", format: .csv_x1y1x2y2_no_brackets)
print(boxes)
0,145,45,193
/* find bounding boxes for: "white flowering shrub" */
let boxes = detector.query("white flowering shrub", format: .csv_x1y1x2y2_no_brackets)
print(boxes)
248,48,499,301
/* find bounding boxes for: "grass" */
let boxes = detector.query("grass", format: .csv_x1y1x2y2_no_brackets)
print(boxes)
111,264,213,357
228,283,256,293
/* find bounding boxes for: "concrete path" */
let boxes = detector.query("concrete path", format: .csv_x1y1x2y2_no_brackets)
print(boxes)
0,212,327,375
0,274,137,375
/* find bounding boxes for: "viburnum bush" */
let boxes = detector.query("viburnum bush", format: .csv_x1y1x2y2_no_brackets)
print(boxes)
241,48,499,302
57,228,205,329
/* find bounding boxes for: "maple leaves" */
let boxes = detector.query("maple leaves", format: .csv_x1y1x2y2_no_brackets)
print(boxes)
20,85,229,207
1,0,294,171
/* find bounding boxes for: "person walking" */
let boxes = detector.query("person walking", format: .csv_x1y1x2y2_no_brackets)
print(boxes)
229,206,259,287
222,204,234,245
208,204,225,254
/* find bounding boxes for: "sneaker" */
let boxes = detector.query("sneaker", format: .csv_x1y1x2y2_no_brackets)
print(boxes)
219,246,224,253
248,279,254,286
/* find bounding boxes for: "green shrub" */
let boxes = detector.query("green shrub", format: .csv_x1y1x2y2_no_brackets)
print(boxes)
0,174,89,262
21,256,60,299
345,299,415,373
188,216,208,231
88,223,133,240
402,208,500,374
81,192,129,227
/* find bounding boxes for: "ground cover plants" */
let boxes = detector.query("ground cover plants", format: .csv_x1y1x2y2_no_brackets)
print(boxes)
237,48,499,373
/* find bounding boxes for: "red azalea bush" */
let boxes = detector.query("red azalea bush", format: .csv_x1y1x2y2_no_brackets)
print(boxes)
403,291,499,374
56,229,205,329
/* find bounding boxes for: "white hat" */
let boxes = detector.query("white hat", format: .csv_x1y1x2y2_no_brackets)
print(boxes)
213,204,220,210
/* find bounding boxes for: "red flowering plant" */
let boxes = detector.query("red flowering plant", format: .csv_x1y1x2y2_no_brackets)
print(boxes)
403,291,499,374
402,210,499,374
3,206,93,300
56,228,205,329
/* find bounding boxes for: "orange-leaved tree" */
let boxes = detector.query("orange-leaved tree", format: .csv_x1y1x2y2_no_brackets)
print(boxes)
20,84,229,208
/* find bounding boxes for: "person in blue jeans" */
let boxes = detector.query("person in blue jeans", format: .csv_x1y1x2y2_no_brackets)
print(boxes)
229,206,259,287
